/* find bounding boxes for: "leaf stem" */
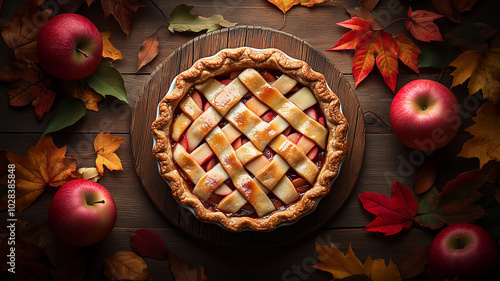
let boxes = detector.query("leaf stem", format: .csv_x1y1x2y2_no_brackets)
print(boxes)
149,0,167,20
382,17,409,30
277,12,286,31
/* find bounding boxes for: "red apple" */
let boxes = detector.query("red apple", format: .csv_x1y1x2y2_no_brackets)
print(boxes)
390,79,461,151
428,223,499,281
37,13,103,80
49,179,117,246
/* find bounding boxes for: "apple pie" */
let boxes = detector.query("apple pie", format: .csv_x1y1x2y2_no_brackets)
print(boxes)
152,47,348,231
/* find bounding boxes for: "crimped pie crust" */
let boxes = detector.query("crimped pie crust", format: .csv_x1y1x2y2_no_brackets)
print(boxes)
151,47,348,232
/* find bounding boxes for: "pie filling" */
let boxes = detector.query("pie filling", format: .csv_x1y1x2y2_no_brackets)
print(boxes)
170,68,328,218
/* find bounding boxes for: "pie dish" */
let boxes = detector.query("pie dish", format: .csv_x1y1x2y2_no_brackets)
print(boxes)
152,47,348,232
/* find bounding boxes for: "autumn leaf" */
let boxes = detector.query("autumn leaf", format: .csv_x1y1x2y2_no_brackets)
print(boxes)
345,7,382,30
458,101,500,166
327,17,399,92
312,242,401,281
359,0,379,12
0,61,55,121
397,244,430,280
358,180,418,235
130,228,169,260
78,167,101,182
100,0,145,36
101,31,124,60
267,0,330,13
405,7,444,42
168,4,237,33
104,251,151,281
94,132,125,176
395,34,421,74
56,0,87,13
169,252,208,281
413,156,438,195
449,38,500,103
0,135,77,212
414,163,495,229
445,23,498,52
136,31,159,72
453,0,479,13
63,80,103,112
0,0,52,62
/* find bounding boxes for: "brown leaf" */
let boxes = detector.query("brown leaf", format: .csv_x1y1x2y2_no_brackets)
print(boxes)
169,252,208,281
345,6,382,30
413,156,438,195
359,0,379,11
0,0,53,62
0,59,56,121
94,132,125,175
0,135,77,212
137,31,159,72
56,0,86,13
453,0,479,13
63,80,103,112
77,167,101,182
104,251,151,281
101,31,124,60
100,0,145,36
397,244,430,280
431,0,457,23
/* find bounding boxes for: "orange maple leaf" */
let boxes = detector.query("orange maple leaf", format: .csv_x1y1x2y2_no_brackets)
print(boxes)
0,0,52,62
449,38,500,104
1,135,77,212
63,80,103,112
312,242,401,281
458,101,500,167
94,132,125,175
268,0,329,13
101,32,124,60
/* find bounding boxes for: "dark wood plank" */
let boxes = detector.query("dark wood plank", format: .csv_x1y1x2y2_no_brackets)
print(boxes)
130,26,365,248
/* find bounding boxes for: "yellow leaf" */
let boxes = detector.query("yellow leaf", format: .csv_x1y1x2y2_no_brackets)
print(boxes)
0,135,77,212
63,80,103,112
268,0,328,13
101,31,124,60
104,251,151,281
458,101,500,167
450,38,500,103
312,242,365,279
313,242,401,281
94,132,125,175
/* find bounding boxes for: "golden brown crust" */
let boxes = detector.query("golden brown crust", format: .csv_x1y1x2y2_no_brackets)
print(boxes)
151,47,348,232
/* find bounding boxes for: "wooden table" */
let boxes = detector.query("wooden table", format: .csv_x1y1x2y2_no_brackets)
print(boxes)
1,0,498,280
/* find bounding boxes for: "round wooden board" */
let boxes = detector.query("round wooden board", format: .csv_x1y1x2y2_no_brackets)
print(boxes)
130,26,365,249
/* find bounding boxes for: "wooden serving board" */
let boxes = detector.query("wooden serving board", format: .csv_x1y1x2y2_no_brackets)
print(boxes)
130,26,365,248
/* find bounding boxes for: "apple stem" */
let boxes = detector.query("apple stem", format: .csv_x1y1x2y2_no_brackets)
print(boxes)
76,47,89,58
89,200,105,205
457,235,463,249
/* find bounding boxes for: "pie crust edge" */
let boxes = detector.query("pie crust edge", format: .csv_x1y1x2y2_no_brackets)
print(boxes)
151,47,348,232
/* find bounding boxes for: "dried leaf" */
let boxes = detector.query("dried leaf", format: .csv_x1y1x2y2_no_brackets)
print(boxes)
78,167,101,182
63,80,103,112
431,0,456,23
42,98,87,136
413,157,438,195
130,228,168,259
136,31,159,72
100,0,145,36
56,0,86,13
0,135,77,212
458,101,500,166
169,252,208,281
268,0,329,12
359,0,379,12
346,7,382,30
414,163,495,229
327,17,399,92
94,132,125,176
405,7,444,42
0,61,55,121
0,0,52,62
445,23,498,52
101,31,124,60
312,242,401,281
104,251,151,281
449,38,500,103
395,34,421,74
397,244,430,280
168,4,237,33
84,59,128,103
453,0,479,13
358,180,418,235
298,0,330,7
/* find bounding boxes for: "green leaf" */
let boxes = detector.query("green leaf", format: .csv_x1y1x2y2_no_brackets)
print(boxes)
84,59,128,103
43,98,86,136
414,165,493,229
418,41,460,68
168,4,237,33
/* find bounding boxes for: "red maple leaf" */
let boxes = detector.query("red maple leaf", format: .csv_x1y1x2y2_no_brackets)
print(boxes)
328,17,399,92
358,180,418,235
405,7,443,42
